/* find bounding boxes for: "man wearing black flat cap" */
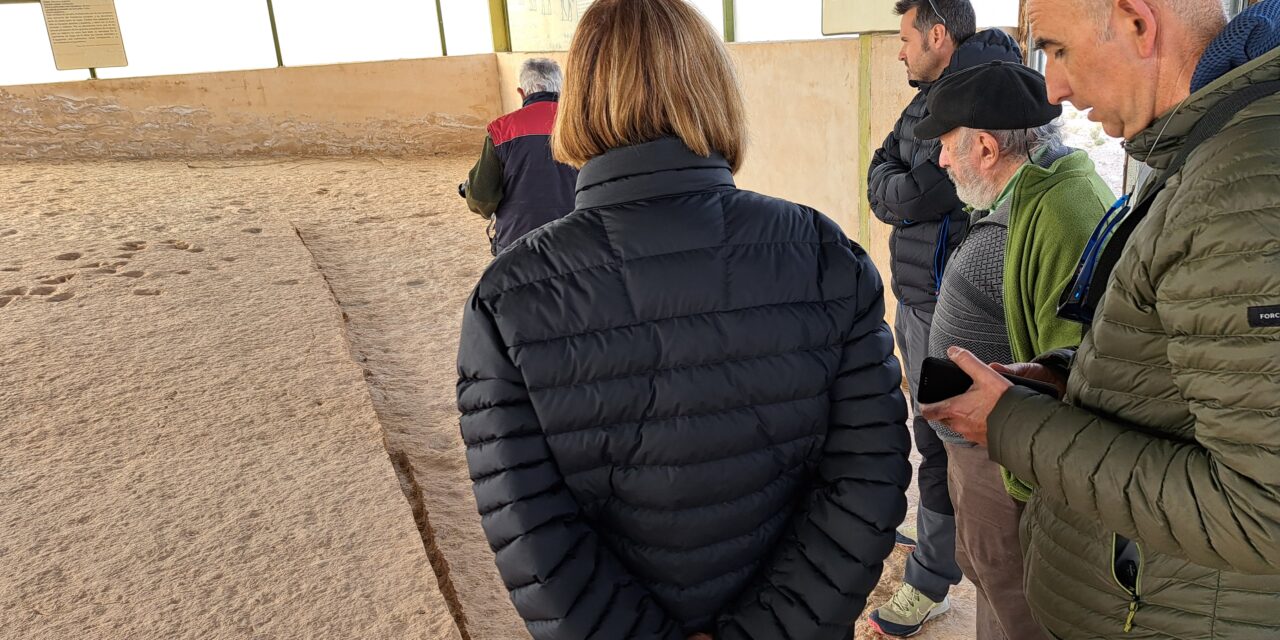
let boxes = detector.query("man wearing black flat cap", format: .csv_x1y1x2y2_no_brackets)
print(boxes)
915,60,1113,640
866,4,1025,636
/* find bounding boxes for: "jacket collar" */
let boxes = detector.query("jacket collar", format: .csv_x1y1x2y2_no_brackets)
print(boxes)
574,137,736,210
523,91,559,107
991,143,1076,209
1191,0,1280,93
1126,45,1280,170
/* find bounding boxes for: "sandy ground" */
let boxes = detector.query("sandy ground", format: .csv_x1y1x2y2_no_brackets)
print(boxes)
0,156,975,640
0,159,463,639
856,440,976,640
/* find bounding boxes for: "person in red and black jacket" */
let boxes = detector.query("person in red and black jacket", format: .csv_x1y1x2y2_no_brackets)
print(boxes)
461,58,578,255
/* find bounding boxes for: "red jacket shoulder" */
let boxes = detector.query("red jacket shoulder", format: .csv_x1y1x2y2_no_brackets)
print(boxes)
487,101,558,146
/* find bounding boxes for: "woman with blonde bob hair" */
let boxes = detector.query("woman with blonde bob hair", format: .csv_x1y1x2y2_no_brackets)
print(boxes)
457,1,910,638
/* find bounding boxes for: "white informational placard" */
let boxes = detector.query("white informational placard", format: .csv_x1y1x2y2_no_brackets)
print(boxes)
40,0,128,70
822,0,902,36
508,0,587,52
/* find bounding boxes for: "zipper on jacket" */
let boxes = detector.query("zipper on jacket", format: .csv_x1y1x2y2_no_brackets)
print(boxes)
1110,534,1144,633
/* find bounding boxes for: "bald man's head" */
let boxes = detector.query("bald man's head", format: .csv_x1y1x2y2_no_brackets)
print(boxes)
1028,0,1230,139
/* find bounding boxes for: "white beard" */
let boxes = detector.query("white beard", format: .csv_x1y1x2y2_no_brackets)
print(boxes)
949,163,1005,212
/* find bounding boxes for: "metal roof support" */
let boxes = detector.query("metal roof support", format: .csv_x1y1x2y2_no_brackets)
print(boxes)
265,0,284,66
723,0,735,43
435,0,449,55
489,0,511,52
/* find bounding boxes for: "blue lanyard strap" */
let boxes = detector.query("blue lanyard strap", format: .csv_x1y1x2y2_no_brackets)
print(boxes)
1057,78,1280,325
1072,194,1132,299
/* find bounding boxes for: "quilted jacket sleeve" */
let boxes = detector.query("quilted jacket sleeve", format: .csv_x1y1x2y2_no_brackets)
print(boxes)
457,292,684,640
716,246,913,639
988,118,1280,574
867,125,963,225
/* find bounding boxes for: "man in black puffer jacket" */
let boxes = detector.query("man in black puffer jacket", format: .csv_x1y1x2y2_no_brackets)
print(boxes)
866,1,1022,636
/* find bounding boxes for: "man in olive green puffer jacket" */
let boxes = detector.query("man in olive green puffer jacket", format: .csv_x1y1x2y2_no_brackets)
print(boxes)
920,0,1280,638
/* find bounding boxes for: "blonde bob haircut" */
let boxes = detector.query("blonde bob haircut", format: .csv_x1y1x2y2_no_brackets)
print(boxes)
551,0,747,173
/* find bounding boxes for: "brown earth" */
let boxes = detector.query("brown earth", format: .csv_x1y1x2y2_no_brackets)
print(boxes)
0,157,973,639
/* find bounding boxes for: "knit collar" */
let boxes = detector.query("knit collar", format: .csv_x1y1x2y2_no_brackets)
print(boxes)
522,91,559,107
1191,0,1280,92
991,143,1072,210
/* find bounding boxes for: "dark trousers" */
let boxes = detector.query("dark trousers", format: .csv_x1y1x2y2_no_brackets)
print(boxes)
895,304,962,602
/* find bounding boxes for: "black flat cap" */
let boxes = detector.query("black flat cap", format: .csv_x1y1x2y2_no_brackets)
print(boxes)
915,60,1062,140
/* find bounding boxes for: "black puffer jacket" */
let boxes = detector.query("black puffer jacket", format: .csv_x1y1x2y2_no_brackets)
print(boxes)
867,29,1022,311
457,137,911,639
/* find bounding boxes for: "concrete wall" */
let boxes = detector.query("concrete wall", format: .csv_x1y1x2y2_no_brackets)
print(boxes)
0,55,504,160
497,38,910,314
732,36,913,319
499,42,866,229
5,41,919,310
730,40,862,231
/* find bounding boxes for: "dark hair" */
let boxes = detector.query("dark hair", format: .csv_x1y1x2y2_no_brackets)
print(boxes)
893,0,976,45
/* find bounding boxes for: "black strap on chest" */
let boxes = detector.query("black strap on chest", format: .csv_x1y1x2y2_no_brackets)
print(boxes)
1082,79,1280,314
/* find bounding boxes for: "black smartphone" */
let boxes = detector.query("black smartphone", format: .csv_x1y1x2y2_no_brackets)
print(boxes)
917,356,1061,404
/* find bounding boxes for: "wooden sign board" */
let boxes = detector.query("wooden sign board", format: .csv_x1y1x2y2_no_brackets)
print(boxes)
822,0,902,36
40,0,128,70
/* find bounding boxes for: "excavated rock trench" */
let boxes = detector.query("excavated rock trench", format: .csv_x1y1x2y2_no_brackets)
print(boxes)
283,158,976,640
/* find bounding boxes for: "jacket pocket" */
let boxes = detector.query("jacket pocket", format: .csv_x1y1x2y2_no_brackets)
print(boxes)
1111,534,1145,633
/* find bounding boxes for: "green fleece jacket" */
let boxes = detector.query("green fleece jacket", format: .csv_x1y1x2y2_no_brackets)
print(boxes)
1003,148,1115,362
995,148,1114,500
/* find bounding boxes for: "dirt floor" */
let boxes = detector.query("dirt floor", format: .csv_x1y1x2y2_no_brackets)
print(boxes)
0,158,464,639
0,156,974,639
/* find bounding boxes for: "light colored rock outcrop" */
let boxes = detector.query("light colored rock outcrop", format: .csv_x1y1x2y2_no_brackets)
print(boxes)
0,161,463,639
